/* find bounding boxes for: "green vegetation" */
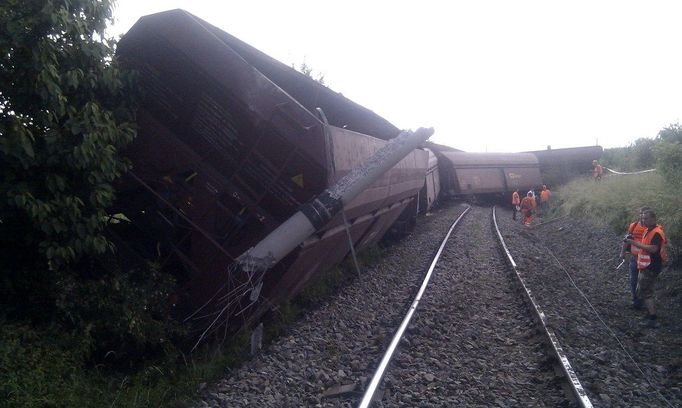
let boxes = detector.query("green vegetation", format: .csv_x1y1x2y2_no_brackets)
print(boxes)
292,60,327,85
653,123,682,189
601,137,657,172
1,1,181,406
555,169,681,265
0,321,249,408
601,123,682,176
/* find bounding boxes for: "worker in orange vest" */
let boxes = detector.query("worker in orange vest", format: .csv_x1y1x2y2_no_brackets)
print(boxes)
520,192,535,226
592,160,603,181
619,207,650,310
511,189,520,220
624,209,668,327
539,185,551,215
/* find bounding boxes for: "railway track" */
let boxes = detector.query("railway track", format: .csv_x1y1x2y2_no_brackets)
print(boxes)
193,203,679,407
497,210,679,407
193,203,474,407
360,205,578,407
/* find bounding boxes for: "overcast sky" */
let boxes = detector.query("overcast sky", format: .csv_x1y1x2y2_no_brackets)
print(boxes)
108,0,682,152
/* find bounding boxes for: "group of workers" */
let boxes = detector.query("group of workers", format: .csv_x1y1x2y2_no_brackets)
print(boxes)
508,161,666,328
510,160,604,226
510,193,667,327
511,185,551,226
621,207,668,328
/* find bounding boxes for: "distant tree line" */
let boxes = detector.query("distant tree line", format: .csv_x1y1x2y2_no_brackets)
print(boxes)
601,123,682,186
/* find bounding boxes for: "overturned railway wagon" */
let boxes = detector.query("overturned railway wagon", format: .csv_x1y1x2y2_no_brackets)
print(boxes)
526,146,603,186
434,151,543,197
114,9,428,331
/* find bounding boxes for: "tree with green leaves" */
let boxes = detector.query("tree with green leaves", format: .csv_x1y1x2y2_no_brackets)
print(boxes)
0,0,183,355
654,123,682,188
1,0,136,269
292,60,326,85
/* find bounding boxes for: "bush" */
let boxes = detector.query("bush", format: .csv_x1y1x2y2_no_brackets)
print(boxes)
654,123,682,189
55,260,185,357
601,137,657,172
0,324,96,407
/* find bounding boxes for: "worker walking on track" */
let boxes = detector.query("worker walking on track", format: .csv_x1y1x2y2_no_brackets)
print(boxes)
539,185,551,215
620,207,650,310
511,189,520,221
520,191,535,226
624,209,667,328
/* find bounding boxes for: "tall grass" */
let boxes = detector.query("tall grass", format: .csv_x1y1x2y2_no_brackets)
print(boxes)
555,172,682,264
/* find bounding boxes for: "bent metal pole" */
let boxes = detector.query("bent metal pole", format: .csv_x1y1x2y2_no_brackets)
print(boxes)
237,127,434,272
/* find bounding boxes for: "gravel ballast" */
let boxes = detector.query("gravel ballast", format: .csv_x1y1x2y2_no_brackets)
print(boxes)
191,203,682,407
497,207,682,407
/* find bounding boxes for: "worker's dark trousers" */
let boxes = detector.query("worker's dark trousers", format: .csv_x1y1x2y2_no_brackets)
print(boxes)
629,257,641,307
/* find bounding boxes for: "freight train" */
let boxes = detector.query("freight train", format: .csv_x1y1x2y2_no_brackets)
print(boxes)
112,9,600,339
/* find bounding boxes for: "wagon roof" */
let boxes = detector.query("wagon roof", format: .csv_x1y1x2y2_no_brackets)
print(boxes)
440,152,540,166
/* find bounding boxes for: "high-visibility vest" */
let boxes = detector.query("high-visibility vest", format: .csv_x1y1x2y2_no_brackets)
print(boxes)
512,192,520,205
637,225,667,270
594,165,603,176
540,190,550,203
520,197,534,212
627,221,647,255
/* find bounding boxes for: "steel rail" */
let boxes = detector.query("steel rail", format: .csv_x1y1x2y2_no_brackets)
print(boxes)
492,206,593,408
358,206,470,408
542,245,675,408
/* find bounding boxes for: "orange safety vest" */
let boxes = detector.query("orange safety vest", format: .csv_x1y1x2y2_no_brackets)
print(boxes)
520,196,535,212
540,189,551,203
594,164,603,177
512,191,520,205
637,225,667,270
627,221,647,255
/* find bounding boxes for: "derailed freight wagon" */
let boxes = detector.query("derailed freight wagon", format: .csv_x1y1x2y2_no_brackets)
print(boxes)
113,10,428,333
433,151,542,198
526,146,603,186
